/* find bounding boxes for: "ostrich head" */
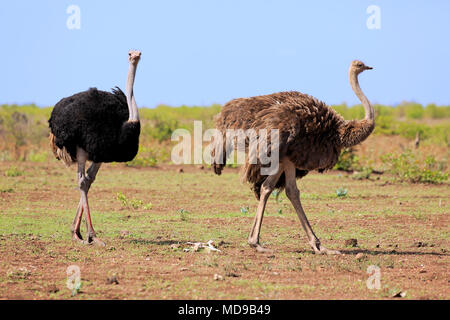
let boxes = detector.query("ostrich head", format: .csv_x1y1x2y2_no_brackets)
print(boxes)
350,60,372,75
128,50,141,65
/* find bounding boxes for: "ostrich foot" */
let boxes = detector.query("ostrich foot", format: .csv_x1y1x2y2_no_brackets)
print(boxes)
85,237,106,247
249,242,273,253
71,231,84,243
310,239,341,255
317,247,341,255
311,243,341,255
83,232,106,247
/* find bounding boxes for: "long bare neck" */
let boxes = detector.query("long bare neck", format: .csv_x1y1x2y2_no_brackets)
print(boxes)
126,63,139,122
349,70,374,121
339,70,375,148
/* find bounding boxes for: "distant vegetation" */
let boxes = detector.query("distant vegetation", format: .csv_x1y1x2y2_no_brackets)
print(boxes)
0,102,449,183
381,149,448,184
333,103,450,146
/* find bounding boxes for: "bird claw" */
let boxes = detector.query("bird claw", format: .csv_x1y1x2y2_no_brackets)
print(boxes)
313,245,341,255
249,242,273,253
73,233,105,247
71,231,84,243
87,237,106,247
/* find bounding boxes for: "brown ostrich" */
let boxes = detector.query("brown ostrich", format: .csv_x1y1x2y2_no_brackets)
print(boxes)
211,60,375,254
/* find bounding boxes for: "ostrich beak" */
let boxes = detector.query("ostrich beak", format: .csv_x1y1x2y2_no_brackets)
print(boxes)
365,66,373,70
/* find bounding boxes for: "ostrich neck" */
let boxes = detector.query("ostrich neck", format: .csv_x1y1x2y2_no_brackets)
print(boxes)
349,71,374,121
339,70,375,148
126,63,139,122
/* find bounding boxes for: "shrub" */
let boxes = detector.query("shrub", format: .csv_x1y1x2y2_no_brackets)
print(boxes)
116,192,152,210
336,187,348,197
28,151,48,162
334,148,360,172
352,167,373,180
178,208,189,221
126,146,158,167
144,115,180,143
5,166,23,177
404,103,424,119
382,149,448,184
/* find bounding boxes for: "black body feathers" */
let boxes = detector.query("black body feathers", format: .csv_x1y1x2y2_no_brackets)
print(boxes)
49,87,140,163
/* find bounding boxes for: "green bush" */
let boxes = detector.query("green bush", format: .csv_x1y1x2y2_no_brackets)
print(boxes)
334,148,360,172
126,146,159,167
351,167,373,180
404,103,424,119
336,187,348,197
144,115,180,142
1,102,449,165
4,166,23,177
382,150,448,184
116,192,152,210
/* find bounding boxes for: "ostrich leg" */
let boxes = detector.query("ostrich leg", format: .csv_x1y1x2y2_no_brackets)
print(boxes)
71,163,101,243
248,165,284,253
284,161,340,255
80,162,104,246
71,199,84,242
73,148,104,246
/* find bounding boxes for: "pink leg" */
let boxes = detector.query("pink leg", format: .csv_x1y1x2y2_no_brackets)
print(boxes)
75,149,104,246
80,189,104,247
71,199,84,242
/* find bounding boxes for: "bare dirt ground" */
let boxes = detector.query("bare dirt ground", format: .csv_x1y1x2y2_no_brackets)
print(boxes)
0,161,448,299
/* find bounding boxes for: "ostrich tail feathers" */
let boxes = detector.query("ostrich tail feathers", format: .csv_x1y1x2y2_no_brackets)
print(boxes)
210,131,227,175
212,163,224,175
49,133,73,167
49,133,58,159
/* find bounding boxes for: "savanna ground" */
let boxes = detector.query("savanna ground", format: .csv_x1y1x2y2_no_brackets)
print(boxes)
0,159,448,300
0,103,449,299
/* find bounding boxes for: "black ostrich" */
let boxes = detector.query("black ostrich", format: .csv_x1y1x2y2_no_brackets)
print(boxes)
48,50,142,246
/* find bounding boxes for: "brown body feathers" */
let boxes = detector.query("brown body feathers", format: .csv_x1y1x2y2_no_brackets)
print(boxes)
212,91,374,199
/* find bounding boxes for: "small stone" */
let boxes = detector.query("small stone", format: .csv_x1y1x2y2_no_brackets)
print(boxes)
177,168,184,173
414,241,427,248
213,274,223,281
355,252,365,260
344,239,358,247
106,275,119,285
392,291,407,298
47,285,59,293
193,243,201,252
180,267,188,271
119,230,130,238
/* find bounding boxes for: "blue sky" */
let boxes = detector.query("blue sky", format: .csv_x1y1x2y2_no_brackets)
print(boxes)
1,0,449,107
